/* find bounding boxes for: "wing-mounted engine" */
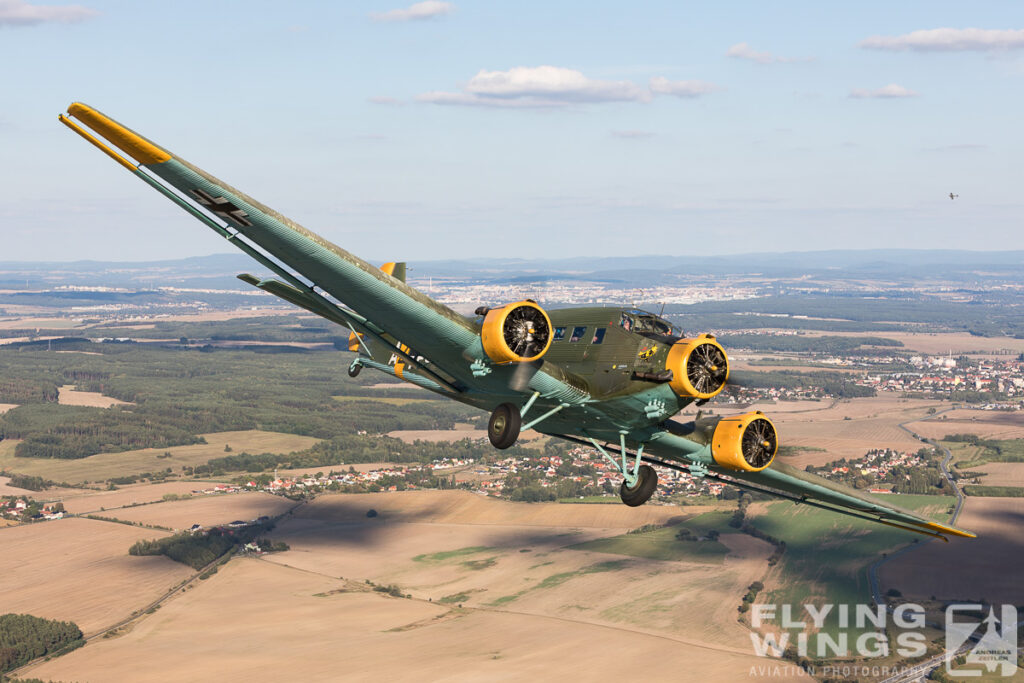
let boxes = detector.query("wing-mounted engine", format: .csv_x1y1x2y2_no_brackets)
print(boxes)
480,300,553,364
665,334,730,400
711,411,777,472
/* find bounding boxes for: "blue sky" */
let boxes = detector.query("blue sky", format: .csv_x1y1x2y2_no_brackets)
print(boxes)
2,0,1024,262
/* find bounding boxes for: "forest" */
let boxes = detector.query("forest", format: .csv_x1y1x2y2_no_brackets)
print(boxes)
0,614,83,673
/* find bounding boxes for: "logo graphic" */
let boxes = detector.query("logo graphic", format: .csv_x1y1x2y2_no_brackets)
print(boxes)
946,604,1018,677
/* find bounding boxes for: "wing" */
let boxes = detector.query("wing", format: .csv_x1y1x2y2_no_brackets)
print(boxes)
598,428,975,541
60,103,479,382
59,103,595,407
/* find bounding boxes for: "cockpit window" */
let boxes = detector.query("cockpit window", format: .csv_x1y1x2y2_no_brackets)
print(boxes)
637,316,673,335
569,326,586,343
619,313,633,331
591,328,606,344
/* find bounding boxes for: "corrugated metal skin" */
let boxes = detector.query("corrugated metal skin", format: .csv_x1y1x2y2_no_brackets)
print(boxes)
148,158,480,378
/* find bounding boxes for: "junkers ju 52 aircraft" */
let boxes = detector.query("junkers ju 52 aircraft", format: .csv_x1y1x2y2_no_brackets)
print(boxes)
60,103,974,541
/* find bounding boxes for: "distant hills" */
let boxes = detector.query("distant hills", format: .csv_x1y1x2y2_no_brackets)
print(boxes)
0,249,1022,290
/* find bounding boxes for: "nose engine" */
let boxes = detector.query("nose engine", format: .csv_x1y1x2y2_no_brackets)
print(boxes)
665,334,730,400
480,300,553,364
711,411,778,472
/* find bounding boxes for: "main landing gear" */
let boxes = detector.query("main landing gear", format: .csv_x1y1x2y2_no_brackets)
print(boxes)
487,394,570,450
588,432,658,507
488,403,521,449
619,464,657,507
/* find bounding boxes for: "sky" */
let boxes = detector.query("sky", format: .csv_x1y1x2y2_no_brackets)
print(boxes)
2,0,1024,262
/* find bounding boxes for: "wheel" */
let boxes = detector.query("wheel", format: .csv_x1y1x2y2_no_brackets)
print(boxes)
487,403,522,449
347,363,362,378
619,464,657,507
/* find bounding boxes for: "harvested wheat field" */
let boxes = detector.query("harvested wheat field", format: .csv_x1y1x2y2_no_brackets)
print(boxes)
0,402,16,414
57,384,132,408
0,475,87,498
0,430,319,484
26,557,799,683
969,463,1024,487
800,331,1024,355
730,397,944,467
878,497,1024,605
289,490,691,527
261,491,764,649
906,409,1024,441
104,491,297,529
0,517,192,634
57,481,205,514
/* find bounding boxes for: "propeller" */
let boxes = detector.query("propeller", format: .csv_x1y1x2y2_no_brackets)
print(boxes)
503,305,550,359
741,417,777,468
686,342,729,395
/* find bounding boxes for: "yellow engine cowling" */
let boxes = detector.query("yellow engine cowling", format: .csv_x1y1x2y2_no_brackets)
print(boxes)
711,411,778,472
481,300,553,364
665,334,730,400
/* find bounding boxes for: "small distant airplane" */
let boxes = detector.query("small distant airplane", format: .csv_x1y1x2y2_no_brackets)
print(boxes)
949,193,959,200
59,103,975,541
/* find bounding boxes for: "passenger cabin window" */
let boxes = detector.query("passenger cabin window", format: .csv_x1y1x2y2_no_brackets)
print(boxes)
553,326,565,341
591,328,606,344
569,326,586,343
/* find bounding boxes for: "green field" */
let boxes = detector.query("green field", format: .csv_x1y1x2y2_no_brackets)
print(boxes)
0,430,319,485
749,495,951,640
568,510,734,563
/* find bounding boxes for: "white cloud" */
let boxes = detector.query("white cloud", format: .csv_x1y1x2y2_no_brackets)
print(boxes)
726,42,812,64
860,28,1024,52
370,1,454,23
849,84,919,99
0,0,96,26
419,66,651,107
416,67,721,108
649,77,721,98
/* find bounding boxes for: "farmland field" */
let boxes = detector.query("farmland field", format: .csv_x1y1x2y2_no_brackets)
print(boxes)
878,496,1024,606
57,384,131,408
0,517,192,634
0,430,320,484
27,557,803,682
746,495,952,639
101,491,297,529
716,397,945,467
907,410,1024,441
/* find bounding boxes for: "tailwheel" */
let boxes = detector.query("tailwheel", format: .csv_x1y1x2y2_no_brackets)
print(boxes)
488,403,521,450
619,464,657,507
347,361,362,378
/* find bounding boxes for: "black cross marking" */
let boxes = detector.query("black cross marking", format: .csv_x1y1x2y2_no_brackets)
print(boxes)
190,188,253,227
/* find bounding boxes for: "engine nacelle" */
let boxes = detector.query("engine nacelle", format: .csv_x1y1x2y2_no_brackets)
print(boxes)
665,334,729,400
480,300,553,364
711,411,778,472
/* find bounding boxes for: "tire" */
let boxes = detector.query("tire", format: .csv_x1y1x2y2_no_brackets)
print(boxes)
347,363,362,378
488,403,522,449
619,464,657,507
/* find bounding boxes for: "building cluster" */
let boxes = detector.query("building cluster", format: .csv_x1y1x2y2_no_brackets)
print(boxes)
864,356,1024,399
0,497,64,522
413,281,758,307
809,448,926,491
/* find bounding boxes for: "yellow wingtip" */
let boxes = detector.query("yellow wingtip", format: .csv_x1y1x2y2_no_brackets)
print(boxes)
67,102,171,165
923,521,976,539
